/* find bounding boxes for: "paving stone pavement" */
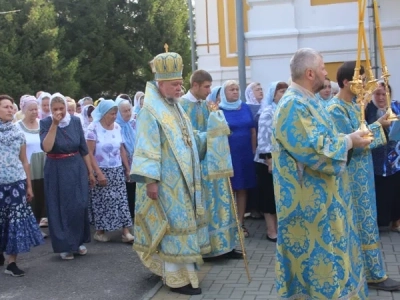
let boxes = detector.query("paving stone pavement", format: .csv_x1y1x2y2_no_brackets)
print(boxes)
149,219,400,300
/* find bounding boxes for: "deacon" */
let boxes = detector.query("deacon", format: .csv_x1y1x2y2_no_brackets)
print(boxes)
181,70,241,259
130,50,232,296
272,48,371,299
327,61,400,291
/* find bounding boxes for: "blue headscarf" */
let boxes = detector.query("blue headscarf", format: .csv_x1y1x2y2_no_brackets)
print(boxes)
115,97,136,157
207,86,222,102
219,81,242,110
258,81,279,114
91,99,117,122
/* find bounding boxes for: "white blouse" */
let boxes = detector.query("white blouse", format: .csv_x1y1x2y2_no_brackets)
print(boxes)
16,120,43,164
85,121,124,168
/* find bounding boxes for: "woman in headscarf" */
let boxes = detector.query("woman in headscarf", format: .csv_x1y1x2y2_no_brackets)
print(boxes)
132,92,144,119
316,77,332,106
254,81,288,242
0,95,43,276
219,80,257,237
245,82,264,118
331,81,340,96
37,92,51,119
40,93,95,260
81,104,95,135
206,86,222,105
16,96,48,238
13,95,29,123
86,100,134,243
115,95,136,221
366,82,400,230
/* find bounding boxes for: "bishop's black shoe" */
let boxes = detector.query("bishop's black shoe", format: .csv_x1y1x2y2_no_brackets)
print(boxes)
170,284,202,295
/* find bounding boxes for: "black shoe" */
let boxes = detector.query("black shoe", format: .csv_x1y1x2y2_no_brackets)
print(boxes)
170,284,202,295
224,249,243,259
368,278,400,291
5,262,25,277
0,253,4,266
266,236,277,243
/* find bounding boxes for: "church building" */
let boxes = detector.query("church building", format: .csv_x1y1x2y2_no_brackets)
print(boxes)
194,0,400,97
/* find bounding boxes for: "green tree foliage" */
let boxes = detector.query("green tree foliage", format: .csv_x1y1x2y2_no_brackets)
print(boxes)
0,0,192,100
0,0,79,103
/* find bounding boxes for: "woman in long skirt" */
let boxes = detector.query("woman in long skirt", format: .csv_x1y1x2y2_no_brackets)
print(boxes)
86,100,133,243
0,95,43,276
40,93,95,260
16,95,47,238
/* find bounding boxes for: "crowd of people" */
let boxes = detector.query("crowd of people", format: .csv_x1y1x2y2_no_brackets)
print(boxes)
1,47,400,299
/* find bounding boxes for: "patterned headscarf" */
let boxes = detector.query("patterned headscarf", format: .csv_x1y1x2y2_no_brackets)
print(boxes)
245,83,262,105
20,96,38,114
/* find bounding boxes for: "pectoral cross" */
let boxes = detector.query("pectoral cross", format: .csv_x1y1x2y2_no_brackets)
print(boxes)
164,43,169,53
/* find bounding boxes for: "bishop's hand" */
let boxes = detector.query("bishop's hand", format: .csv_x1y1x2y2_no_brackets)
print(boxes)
146,182,158,200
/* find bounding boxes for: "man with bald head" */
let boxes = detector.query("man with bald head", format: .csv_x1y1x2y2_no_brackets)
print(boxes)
272,48,371,299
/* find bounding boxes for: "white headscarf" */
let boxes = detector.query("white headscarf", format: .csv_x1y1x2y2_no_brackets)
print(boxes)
245,83,262,105
37,92,52,119
50,93,71,128
133,91,144,115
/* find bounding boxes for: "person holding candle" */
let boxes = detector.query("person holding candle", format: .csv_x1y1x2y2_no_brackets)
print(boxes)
327,61,400,291
272,48,372,299
366,83,400,231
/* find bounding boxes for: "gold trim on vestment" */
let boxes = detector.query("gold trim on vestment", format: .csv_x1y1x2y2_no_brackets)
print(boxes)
207,126,230,138
361,243,380,251
207,170,234,180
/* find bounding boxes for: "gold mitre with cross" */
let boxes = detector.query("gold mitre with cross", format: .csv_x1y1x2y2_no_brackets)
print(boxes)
149,43,183,81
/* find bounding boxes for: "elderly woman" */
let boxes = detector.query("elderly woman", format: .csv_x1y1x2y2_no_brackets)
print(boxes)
245,82,264,118
366,82,400,230
207,86,222,105
115,96,136,220
86,100,134,243
0,95,43,277
40,93,95,260
219,80,257,237
37,92,51,119
254,81,288,242
16,96,48,238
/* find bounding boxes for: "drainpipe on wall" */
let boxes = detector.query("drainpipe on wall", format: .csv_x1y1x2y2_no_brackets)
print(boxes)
188,0,197,72
236,0,247,100
368,0,380,79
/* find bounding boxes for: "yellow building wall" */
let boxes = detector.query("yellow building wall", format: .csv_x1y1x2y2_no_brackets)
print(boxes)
217,0,250,67
325,61,366,81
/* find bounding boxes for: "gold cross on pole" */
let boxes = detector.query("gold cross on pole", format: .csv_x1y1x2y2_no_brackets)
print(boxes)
164,43,169,53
